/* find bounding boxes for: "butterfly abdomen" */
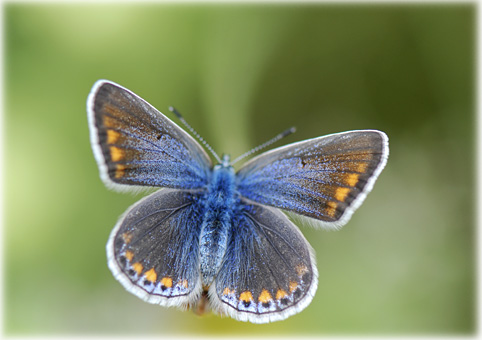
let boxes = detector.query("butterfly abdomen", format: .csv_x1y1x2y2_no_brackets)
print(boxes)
199,164,238,287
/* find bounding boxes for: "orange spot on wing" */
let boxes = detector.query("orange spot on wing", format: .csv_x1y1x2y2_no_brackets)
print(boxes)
102,115,117,128
124,250,134,261
346,173,359,187
182,279,189,289
223,287,234,295
239,291,253,302
258,289,272,303
357,162,368,173
106,129,120,144
144,268,157,283
335,187,350,202
110,146,124,162
326,201,337,217
115,164,126,178
276,289,288,300
161,277,173,288
132,262,143,275
121,232,132,244
289,281,298,293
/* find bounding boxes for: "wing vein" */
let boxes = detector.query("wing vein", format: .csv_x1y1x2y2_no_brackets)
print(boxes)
244,211,302,278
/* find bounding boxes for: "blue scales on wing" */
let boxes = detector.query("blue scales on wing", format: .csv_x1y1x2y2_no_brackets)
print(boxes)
107,189,205,308
88,81,212,190
236,131,388,228
211,202,318,323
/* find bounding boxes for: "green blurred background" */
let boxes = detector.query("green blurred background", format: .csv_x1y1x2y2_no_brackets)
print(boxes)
4,3,475,335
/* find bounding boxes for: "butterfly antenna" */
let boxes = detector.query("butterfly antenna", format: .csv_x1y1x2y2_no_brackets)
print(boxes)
231,126,296,165
169,106,222,164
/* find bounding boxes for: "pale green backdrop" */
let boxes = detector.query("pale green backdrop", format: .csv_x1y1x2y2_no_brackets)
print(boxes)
5,3,475,335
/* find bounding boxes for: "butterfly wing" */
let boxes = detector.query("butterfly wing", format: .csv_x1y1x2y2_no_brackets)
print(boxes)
236,130,389,229
210,202,317,323
107,189,204,308
87,80,212,191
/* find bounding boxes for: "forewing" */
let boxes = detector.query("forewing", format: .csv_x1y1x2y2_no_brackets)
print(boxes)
210,202,318,323
87,80,212,191
237,130,389,229
107,189,204,308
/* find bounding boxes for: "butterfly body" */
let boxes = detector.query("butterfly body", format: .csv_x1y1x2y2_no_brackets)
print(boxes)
87,80,389,323
198,158,237,287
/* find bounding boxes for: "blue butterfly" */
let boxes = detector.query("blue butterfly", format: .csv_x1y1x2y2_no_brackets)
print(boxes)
87,80,389,323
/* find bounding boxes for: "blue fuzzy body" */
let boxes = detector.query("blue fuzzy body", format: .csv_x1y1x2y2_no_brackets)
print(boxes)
198,162,239,287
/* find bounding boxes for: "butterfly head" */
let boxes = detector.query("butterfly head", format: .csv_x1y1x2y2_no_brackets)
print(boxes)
214,154,232,170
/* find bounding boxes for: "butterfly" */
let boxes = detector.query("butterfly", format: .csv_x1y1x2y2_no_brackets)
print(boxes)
87,80,389,323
